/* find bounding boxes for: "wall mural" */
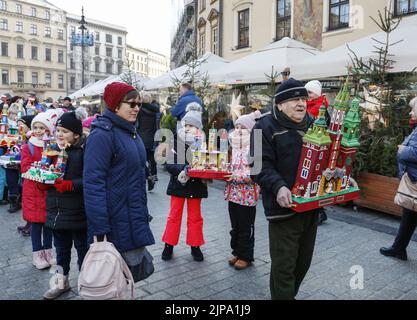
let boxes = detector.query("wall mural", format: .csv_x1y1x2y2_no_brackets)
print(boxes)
293,0,323,49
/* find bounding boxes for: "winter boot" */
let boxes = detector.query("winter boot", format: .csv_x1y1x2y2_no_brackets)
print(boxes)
8,196,21,213
21,224,31,237
191,246,204,262
147,176,156,192
162,244,174,261
33,251,50,270
17,222,29,233
43,273,71,300
43,249,57,266
380,246,408,261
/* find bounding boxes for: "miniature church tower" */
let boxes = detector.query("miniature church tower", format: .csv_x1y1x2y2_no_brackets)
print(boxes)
337,96,361,191
292,106,332,199
319,76,352,196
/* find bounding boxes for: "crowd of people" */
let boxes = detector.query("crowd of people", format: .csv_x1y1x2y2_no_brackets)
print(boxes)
0,77,416,301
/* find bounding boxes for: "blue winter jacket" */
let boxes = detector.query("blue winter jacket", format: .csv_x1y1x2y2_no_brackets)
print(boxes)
83,109,155,253
398,126,417,182
170,90,204,120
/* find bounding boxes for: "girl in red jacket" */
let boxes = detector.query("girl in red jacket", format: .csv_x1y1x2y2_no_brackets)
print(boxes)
305,80,329,119
21,113,56,270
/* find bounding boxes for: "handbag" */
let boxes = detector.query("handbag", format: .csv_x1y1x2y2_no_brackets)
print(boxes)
128,248,155,283
394,173,417,212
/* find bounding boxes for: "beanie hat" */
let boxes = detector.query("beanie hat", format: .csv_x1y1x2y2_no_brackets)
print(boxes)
103,82,136,112
56,107,88,136
18,115,36,128
83,115,97,129
32,112,55,134
305,80,323,97
275,78,308,105
235,110,262,130
181,110,203,130
45,108,65,127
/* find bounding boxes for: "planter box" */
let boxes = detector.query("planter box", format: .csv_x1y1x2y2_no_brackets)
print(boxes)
353,172,403,216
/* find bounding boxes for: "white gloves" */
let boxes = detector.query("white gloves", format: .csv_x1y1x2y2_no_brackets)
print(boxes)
178,170,190,185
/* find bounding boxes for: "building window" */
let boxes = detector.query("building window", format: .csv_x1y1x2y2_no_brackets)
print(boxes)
16,3,21,14
58,74,64,89
70,26,76,36
0,18,8,30
199,32,205,56
118,48,122,59
0,0,6,11
95,46,100,55
58,50,64,63
237,9,250,49
117,64,122,75
45,48,51,61
32,72,38,85
16,21,23,33
211,26,218,55
17,70,24,83
106,47,112,57
106,63,113,74
17,44,24,58
95,61,100,72
31,46,38,60
45,73,51,88
118,36,122,46
45,26,51,38
45,10,50,20
276,0,291,40
1,42,8,56
30,24,37,35
395,0,417,16
1,70,9,85
31,7,37,17
58,29,64,40
70,58,75,69
70,76,76,90
329,0,350,31
95,32,100,41
106,34,112,43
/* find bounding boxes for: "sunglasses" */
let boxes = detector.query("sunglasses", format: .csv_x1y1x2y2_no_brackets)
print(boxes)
121,101,142,109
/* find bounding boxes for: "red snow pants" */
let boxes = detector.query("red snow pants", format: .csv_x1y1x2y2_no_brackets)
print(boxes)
162,196,205,247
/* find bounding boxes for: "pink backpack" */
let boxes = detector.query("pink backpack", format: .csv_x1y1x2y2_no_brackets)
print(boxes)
78,236,135,300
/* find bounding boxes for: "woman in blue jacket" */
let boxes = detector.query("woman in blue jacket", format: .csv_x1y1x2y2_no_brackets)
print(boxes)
83,82,155,281
380,97,417,261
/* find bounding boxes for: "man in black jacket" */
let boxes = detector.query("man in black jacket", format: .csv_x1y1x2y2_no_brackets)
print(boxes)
136,93,161,191
251,78,317,300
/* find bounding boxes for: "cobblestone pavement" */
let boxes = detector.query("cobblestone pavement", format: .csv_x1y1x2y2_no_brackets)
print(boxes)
1,169,417,300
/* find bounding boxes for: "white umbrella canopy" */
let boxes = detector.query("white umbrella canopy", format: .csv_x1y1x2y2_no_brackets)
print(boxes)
292,23,417,81
209,37,320,85
144,52,229,90
71,73,148,99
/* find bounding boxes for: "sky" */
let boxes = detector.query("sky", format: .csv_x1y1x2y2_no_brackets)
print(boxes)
48,0,176,56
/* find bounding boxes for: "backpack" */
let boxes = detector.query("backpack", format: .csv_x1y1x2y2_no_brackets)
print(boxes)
78,236,135,300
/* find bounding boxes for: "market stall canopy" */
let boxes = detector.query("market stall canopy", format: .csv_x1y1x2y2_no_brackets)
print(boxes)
209,37,320,85
144,52,229,90
292,22,417,81
71,73,149,99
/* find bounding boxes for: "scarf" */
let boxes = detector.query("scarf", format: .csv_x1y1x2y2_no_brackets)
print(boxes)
272,106,312,133
29,136,44,148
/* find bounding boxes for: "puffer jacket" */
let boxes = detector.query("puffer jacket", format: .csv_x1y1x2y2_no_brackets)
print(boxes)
170,91,204,121
398,126,417,182
166,137,208,199
45,138,87,231
83,109,155,253
225,147,260,207
21,140,47,223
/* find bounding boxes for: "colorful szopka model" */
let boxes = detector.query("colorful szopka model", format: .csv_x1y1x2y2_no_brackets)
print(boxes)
291,76,361,212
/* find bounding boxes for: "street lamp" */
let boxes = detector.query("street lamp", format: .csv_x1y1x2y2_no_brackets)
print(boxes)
71,7,94,88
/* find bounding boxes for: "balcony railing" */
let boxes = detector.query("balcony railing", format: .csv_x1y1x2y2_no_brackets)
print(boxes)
10,82,50,92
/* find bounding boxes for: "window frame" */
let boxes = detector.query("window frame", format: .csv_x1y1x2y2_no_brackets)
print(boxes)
45,48,52,62
57,29,64,40
45,73,52,88
31,7,37,17
32,72,38,85
17,70,24,83
1,42,8,57
16,3,22,14
16,21,23,33
276,0,292,41
394,0,417,16
58,50,64,63
328,0,350,31
58,74,64,89
45,26,51,38
237,8,250,49
0,0,6,11
16,44,24,59
0,18,8,31
31,46,38,60
30,24,38,35
1,69,9,85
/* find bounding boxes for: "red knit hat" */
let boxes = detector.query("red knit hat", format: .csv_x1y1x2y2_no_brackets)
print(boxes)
103,82,136,112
